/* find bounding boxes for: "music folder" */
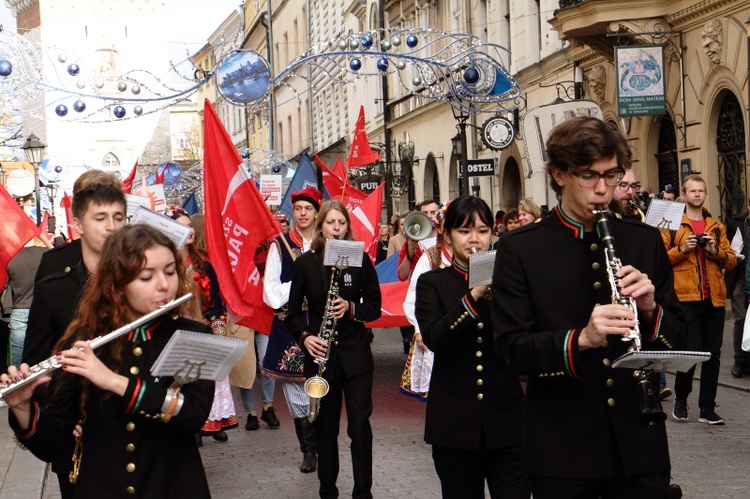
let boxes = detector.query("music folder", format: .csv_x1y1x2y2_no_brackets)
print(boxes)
151,330,248,382
612,350,710,373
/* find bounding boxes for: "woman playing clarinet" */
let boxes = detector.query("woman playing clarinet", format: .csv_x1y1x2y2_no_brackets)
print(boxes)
415,195,529,498
2,225,215,498
285,200,382,499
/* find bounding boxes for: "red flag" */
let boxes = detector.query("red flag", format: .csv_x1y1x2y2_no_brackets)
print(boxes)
331,156,347,182
154,163,166,185
321,163,366,212
202,99,280,333
38,211,49,235
0,184,40,285
365,281,410,328
60,192,79,241
121,159,138,194
345,106,382,168
350,182,384,262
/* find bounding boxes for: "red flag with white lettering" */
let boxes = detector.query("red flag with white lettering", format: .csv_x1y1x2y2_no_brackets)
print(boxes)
203,99,280,333
350,182,384,263
0,184,39,285
345,106,382,168
121,159,138,194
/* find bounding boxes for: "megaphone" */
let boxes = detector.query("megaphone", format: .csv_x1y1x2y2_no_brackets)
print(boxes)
403,212,433,241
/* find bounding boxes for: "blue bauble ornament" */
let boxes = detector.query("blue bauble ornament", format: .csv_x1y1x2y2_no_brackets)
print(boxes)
73,100,86,113
67,63,80,76
241,150,250,159
55,104,68,117
361,34,373,49
464,67,480,84
376,58,388,72
272,165,281,173
0,60,12,77
406,35,418,48
113,106,126,118
55,165,63,173
350,58,362,71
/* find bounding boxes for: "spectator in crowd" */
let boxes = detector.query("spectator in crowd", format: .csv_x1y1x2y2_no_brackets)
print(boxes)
387,211,409,258
503,209,521,232
375,224,391,264
726,200,750,378
517,199,542,226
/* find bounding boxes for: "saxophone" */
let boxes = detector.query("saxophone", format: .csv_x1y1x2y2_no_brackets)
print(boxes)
594,206,666,425
303,255,348,423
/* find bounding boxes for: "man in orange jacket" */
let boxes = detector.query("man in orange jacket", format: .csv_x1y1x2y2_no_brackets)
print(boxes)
662,174,737,425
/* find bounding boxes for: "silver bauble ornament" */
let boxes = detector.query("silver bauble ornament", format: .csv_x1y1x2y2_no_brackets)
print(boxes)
117,81,127,92
395,60,406,70
412,77,422,86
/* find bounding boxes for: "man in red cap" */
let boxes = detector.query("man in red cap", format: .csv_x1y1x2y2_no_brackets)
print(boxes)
252,186,322,472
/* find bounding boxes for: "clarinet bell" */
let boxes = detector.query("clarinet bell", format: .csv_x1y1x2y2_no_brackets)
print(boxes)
637,375,667,426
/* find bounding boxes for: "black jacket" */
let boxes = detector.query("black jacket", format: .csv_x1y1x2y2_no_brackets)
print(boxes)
492,207,686,479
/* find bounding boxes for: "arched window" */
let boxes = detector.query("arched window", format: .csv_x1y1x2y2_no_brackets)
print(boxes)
656,114,679,193
717,91,746,221
102,152,120,169
423,154,440,201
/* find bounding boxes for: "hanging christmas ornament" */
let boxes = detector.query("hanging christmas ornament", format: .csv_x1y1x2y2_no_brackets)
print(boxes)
73,100,86,112
349,40,360,50
464,67,480,84
376,57,388,71
391,36,402,47
131,85,141,95
349,58,362,71
76,79,86,89
134,105,143,116
117,81,127,92
57,54,68,63
338,39,348,50
0,59,12,76
55,104,68,117
361,34,373,49
395,60,406,70
113,105,126,118
67,63,80,76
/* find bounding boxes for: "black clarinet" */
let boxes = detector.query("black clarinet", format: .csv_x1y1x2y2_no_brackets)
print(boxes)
594,206,666,426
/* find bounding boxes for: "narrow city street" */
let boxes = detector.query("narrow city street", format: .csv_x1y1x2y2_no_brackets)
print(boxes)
1,324,749,498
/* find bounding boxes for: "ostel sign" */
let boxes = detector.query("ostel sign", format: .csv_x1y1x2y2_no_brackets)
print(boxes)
462,159,496,178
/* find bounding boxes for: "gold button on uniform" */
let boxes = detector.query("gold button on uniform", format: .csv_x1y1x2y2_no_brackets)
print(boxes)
477,379,483,386
590,243,598,252
606,378,614,387
126,463,136,473
126,443,135,452
602,340,609,348
476,365,483,372
476,351,482,358
592,262,600,270
477,393,484,400
477,323,484,330
133,347,142,357
607,398,615,407
603,358,611,367
126,486,135,495
126,422,135,431
130,366,139,375
476,337,483,344
593,282,602,290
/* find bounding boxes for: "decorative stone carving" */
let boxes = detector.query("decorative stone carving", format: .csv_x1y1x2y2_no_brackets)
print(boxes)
587,65,607,102
701,19,723,65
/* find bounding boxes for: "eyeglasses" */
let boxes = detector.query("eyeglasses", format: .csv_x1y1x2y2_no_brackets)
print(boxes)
618,182,641,192
569,169,624,188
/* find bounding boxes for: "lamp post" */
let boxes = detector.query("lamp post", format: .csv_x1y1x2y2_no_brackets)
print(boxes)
45,181,58,233
20,133,47,225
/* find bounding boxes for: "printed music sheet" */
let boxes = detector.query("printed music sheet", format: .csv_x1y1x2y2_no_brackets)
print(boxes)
324,239,365,268
468,250,496,288
151,330,248,381
644,199,685,231
130,206,192,249
612,350,710,373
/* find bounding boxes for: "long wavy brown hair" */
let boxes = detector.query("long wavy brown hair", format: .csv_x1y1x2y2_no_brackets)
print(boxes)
53,224,195,417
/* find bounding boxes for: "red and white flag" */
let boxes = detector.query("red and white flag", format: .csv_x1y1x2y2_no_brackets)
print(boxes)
345,106,382,168
0,184,40,285
121,159,138,194
203,99,280,333
350,182,384,263
321,163,366,213
60,192,79,241
154,163,166,185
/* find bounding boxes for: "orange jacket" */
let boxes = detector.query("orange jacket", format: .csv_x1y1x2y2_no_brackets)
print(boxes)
662,211,736,307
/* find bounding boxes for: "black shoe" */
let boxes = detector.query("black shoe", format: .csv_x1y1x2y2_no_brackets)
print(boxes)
672,399,688,422
300,451,317,473
669,484,683,499
731,362,743,378
245,414,260,431
212,430,228,442
698,408,725,425
261,407,281,428
195,433,203,447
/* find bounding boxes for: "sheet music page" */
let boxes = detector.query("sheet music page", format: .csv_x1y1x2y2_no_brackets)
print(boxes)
151,331,248,381
125,194,150,218
323,239,365,268
731,228,744,259
468,250,496,288
612,350,710,373
644,199,685,231
130,206,192,249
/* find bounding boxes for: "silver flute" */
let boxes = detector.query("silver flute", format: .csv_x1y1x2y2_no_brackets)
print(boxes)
0,293,193,400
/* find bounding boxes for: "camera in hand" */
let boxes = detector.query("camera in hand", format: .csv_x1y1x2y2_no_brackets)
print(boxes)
696,234,708,248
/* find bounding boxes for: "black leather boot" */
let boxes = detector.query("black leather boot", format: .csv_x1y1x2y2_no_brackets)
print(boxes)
195,432,203,448
294,417,317,473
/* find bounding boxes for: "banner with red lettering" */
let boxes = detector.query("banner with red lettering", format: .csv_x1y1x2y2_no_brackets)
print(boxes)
0,184,40,285
203,99,280,333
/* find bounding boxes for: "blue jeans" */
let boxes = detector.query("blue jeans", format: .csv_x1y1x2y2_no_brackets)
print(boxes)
239,332,275,412
9,308,29,367
674,299,724,410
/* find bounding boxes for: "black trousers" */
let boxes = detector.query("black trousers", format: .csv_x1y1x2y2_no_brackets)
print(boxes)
432,445,529,499
314,363,373,499
529,471,670,499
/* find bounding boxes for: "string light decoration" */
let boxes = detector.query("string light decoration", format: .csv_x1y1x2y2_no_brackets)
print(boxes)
1,25,519,123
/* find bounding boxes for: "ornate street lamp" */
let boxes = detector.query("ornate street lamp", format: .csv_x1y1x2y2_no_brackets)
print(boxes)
20,133,47,225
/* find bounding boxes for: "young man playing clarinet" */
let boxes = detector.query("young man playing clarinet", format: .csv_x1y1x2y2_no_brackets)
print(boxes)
493,116,686,498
